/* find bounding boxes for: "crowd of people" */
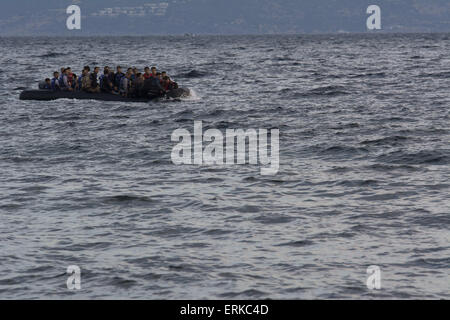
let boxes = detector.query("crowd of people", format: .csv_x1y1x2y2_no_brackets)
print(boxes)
41,66,179,98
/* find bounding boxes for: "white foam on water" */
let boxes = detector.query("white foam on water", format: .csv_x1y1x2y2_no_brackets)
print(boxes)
182,88,201,101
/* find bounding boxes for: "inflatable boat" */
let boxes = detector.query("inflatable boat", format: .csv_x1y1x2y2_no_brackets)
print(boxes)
19,88,190,102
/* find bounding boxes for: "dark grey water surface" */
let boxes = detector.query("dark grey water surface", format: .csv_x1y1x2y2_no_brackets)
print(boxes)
0,34,449,299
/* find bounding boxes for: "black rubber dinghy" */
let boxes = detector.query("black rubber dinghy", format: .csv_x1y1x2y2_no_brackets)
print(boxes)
19,88,190,102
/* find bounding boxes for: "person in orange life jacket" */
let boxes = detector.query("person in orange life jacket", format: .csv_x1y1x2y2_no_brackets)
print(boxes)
114,66,125,90
51,72,60,91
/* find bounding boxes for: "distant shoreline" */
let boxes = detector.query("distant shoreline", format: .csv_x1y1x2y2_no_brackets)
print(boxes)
1,31,450,38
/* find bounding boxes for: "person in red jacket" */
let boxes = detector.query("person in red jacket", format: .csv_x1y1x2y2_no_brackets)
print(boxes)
143,67,152,79
162,76,178,91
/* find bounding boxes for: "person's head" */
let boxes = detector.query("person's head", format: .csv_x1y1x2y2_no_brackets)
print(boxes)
66,67,72,74
93,67,100,74
60,67,65,74
156,72,162,79
104,67,109,75
127,67,132,73
161,71,167,77
144,67,151,75
126,72,132,79
82,69,88,76
117,66,122,73
84,66,91,72
132,67,137,73
45,78,51,83
151,67,157,75
136,72,143,80
53,71,59,78
162,76,170,84
72,73,77,79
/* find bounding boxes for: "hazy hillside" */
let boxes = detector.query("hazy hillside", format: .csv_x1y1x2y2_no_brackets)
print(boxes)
0,0,449,35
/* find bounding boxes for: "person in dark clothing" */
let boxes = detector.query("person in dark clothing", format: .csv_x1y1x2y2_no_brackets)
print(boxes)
51,72,60,91
132,73,145,97
72,74,79,91
119,72,132,97
101,69,114,93
142,73,166,98
41,78,52,90
114,66,125,90
108,69,115,89
89,67,101,93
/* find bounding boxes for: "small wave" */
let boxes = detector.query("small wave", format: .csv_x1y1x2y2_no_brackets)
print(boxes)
276,240,314,247
337,179,379,187
349,72,386,78
319,145,368,156
36,52,69,58
376,150,449,165
289,85,351,98
418,71,450,78
308,85,350,96
102,195,154,204
407,212,450,230
176,70,207,78
360,136,408,147
365,163,423,172
219,289,268,298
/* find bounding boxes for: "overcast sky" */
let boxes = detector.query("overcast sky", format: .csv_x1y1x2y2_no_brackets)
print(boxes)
0,0,449,35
